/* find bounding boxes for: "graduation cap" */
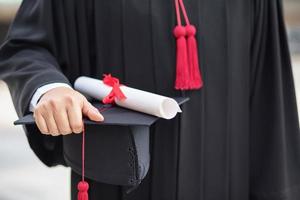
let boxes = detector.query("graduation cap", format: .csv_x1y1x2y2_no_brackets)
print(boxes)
14,97,189,196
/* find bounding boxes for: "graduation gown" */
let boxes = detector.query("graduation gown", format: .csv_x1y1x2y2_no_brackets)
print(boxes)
0,0,300,199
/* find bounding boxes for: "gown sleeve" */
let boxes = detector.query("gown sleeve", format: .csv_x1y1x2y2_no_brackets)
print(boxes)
250,0,300,199
0,0,71,166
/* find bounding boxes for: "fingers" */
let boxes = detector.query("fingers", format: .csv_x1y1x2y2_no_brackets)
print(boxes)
44,112,60,136
67,103,83,134
34,103,59,136
33,111,48,134
33,86,104,136
82,99,104,122
53,106,72,135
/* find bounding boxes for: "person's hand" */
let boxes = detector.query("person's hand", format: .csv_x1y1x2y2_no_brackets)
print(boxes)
33,87,103,136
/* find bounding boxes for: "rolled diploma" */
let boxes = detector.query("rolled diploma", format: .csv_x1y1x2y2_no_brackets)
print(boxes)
74,76,182,119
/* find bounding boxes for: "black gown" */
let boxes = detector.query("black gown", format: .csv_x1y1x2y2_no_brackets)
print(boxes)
0,0,300,199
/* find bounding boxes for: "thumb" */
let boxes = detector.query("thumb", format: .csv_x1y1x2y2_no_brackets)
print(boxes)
82,99,104,122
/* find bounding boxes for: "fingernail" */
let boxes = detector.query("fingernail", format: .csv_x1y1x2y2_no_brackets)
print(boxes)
93,107,99,112
92,109,104,121
92,108,100,115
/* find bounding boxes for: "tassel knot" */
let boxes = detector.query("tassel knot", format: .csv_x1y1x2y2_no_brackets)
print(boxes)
77,181,89,200
173,25,186,38
185,25,196,36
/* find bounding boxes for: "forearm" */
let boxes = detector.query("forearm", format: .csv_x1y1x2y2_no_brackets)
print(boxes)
0,43,71,116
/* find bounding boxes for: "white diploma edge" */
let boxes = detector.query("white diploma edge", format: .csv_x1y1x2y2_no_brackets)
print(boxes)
74,76,182,119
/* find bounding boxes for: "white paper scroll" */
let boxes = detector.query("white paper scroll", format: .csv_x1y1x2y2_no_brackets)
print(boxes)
74,76,182,119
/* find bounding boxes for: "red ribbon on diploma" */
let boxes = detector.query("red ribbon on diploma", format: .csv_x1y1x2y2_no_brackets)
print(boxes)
102,74,127,104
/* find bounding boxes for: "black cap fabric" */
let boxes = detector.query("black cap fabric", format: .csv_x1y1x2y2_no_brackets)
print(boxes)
14,97,189,126
14,97,189,187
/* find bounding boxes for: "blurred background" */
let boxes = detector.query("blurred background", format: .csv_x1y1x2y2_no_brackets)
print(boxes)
0,0,299,200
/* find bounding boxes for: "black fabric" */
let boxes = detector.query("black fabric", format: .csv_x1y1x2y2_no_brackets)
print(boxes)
71,169,154,200
13,99,187,187
64,124,150,186
250,1,300,199
0,0,300,200
71,170,122,200
14,98,189,126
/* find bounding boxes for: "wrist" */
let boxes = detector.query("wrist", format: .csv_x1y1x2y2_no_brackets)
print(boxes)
29,83,72,112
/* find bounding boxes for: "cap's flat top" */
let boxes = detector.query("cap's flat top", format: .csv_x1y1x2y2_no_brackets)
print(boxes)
14,97,189,126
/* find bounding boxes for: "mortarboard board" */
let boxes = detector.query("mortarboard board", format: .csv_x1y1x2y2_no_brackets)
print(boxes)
14,97,189,189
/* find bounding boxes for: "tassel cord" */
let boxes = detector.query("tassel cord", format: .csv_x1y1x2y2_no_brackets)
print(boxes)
82,122,86,182
178,0,191,25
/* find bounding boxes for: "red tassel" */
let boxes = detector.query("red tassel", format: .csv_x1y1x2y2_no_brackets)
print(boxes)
174,25,190,90
77,181,89,200
186,25,203,89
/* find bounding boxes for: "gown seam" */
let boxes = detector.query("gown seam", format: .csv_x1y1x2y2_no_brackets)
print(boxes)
149,0,158,93
225,0,232,200
198,0,206,199
121,0,126,83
